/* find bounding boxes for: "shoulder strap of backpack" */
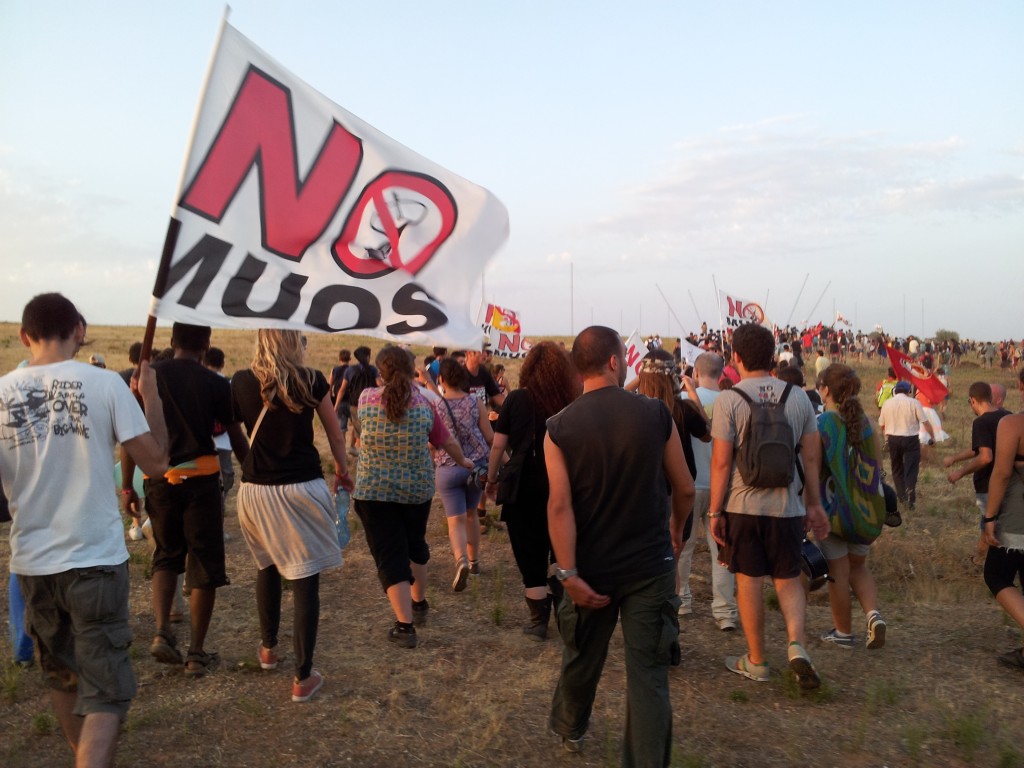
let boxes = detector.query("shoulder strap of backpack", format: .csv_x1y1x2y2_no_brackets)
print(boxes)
732,386,754,405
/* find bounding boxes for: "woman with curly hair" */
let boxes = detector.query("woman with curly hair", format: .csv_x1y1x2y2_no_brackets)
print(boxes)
485,342,580,640
354,346,473,648
231,330,354,703
815,363,887,650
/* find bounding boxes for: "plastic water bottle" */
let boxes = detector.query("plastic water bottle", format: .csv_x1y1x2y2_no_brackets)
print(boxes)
335,488,351,550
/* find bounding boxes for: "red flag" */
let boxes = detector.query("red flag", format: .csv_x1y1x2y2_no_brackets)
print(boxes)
885,346,949,404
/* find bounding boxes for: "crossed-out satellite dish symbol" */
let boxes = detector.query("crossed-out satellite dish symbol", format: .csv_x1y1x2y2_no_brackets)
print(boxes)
742,303,765,324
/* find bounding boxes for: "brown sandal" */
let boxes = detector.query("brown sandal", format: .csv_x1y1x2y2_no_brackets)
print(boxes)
149,629,182,665
184,649,219,678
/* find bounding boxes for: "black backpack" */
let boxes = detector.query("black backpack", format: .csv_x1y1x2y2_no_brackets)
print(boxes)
732,383,801,489
345,364,375,405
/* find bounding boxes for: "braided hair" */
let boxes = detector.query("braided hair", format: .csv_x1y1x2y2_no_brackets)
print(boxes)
819,364,865,445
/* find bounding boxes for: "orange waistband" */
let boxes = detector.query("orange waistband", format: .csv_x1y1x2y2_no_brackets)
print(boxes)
149,454,222,485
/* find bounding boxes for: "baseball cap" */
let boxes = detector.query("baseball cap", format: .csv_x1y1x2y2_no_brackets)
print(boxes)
894,380,912,394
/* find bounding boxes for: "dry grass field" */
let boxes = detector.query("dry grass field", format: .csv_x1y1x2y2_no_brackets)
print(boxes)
1,323,1023,767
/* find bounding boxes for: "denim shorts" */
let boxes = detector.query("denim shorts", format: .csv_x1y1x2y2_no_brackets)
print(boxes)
19,563,137,718
335,402,351,432
435,464,483,519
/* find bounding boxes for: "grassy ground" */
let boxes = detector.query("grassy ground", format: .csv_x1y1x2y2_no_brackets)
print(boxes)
1,324,1023,767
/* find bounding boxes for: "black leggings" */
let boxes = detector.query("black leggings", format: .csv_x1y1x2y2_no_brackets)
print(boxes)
256,566,320,681
503,501,553,590
984,545,1024,597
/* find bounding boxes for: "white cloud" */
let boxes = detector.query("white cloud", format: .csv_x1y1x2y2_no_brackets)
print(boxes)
590,123,1024,263
0,165,158,323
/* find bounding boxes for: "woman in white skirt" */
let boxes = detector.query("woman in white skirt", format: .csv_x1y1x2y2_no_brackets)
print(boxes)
231,330,353,703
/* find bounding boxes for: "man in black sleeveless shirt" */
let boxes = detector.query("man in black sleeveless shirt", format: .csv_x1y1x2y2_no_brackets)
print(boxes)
545,326,694,765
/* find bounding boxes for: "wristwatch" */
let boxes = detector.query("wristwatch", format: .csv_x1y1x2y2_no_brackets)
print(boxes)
553,566,578,581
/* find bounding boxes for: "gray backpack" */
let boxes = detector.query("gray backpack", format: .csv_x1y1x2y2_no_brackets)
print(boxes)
733,383,799,489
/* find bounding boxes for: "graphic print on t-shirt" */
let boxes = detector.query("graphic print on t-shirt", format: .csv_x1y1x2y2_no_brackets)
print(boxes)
0,377,90,448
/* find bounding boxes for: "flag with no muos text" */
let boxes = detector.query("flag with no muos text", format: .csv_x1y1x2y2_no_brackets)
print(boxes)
719,289,772,330
150,21,508,347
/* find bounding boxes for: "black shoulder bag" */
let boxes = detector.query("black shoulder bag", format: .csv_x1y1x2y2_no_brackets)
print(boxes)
495,393,536,506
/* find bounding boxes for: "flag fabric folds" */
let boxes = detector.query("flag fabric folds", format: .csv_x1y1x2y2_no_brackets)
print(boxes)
885,345,949,404
719,290,772,330
678,338,704,368
150,21,508,347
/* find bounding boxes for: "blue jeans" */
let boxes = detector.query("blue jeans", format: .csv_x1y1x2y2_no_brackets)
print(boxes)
550,569,679,767
9,574,34,663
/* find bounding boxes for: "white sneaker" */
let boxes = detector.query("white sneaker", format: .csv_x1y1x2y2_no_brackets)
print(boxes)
128,524,144,541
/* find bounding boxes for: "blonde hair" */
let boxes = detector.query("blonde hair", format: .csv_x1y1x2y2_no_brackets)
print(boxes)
251,329,318,414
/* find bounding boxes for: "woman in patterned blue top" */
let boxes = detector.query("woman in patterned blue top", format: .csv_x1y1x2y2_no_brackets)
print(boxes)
352,346,473,648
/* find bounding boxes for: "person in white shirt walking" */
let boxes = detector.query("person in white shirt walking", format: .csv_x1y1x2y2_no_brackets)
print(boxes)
878,380,934,511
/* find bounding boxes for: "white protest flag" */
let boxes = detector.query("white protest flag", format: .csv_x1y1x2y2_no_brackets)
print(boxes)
479,303,533,358
718,289,772,330
623,329,646,387
150,21,508,347
679,337,703,368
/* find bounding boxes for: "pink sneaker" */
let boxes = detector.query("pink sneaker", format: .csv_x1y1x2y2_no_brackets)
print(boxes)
258,643,279,670
292,670,324,703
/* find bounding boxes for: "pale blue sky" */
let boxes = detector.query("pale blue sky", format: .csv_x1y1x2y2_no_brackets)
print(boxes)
2,1,1021,339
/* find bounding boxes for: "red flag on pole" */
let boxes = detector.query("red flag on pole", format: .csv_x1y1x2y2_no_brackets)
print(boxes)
885,345,949,404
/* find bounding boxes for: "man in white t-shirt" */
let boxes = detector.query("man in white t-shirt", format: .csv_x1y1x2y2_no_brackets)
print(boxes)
677,352,737,630
0,293,168,768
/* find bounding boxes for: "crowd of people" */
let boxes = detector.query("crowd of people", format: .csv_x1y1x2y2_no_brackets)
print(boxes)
2,292,1022,768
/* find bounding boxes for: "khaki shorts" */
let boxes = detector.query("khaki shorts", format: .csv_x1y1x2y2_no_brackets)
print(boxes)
817,532,870,560
19,563,137,718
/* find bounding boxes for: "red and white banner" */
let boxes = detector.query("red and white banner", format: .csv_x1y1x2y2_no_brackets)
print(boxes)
479,303,532,358
719,290,771,330
885,345,949,404
150,22,508,347
623,329,646,386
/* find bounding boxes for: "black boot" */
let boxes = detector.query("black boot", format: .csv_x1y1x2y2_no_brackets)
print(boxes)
523,596,551,641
